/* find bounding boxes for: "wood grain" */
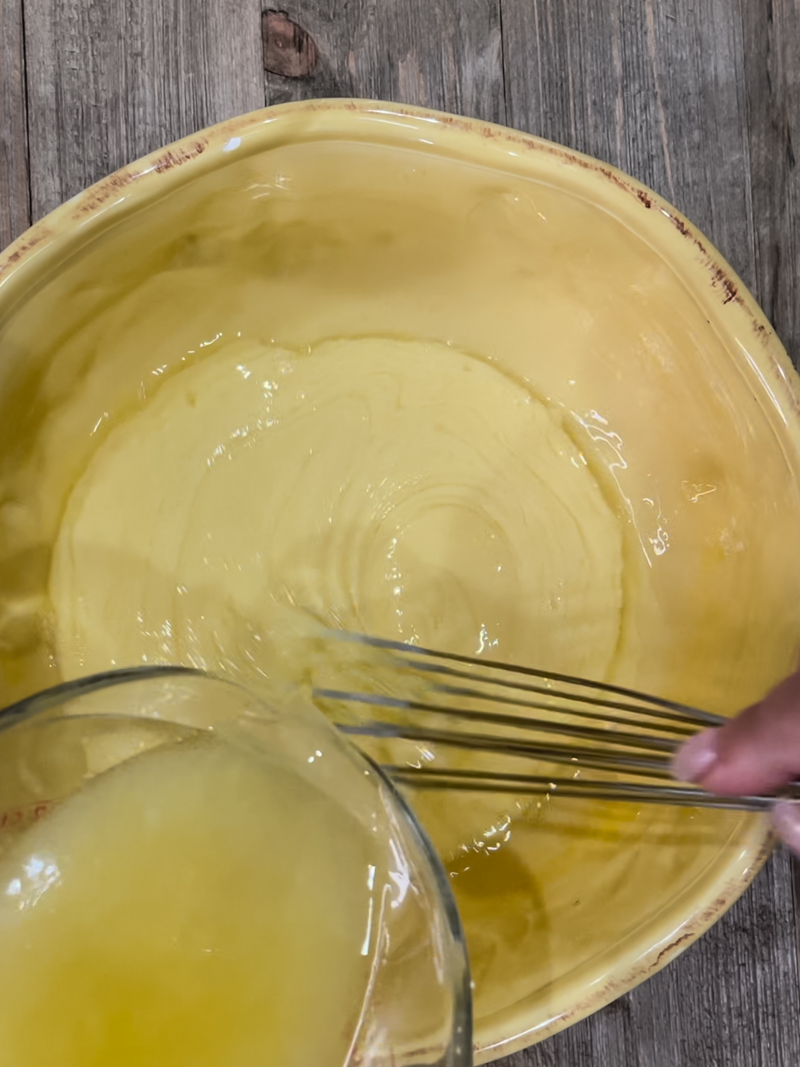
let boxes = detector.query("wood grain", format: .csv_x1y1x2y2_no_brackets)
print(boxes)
22,0,265,220
0,0,30,247
742,0,800,368
3,0,800,1064
260,0,506,125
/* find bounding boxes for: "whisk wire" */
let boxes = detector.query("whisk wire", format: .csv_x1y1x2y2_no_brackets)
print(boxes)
316,687,684,754
337,721,675,779
397,658,711,732
329,631,725,727
428,680,696,737
316,631,781,813
384,765,775,812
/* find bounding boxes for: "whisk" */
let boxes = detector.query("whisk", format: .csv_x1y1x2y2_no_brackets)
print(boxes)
313,633,798,812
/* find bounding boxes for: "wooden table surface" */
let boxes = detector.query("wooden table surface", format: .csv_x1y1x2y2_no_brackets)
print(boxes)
2,1,800,1064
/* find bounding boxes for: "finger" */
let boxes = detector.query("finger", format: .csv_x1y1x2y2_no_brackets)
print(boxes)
672,672,800,795
772,802,800,858
671,728,720,784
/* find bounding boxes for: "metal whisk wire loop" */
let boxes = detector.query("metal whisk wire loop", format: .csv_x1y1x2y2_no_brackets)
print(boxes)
314,632,795,813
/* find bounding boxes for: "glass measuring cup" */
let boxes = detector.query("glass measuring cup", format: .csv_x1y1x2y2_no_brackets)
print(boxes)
0,666,472,1067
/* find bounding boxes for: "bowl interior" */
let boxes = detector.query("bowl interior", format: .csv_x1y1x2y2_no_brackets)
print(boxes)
1,102,800,1059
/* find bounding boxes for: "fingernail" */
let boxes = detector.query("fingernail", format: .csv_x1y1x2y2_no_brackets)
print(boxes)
672,729,720,783
772,802,800,856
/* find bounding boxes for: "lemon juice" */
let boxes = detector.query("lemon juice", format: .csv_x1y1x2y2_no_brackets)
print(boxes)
0,733,376,1067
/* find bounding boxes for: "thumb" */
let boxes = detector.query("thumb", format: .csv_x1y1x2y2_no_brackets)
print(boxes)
672,671,800,796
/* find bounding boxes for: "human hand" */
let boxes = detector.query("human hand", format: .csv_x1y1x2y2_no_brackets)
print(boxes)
673,672,800,853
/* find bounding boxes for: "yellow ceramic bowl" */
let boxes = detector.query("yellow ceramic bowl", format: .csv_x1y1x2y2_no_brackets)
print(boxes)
2,101,800,1062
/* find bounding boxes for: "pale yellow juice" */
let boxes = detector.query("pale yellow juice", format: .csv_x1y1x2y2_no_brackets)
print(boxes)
0,734,375,1067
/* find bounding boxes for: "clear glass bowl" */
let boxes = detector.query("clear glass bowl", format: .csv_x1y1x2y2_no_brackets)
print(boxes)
0,666,472,1067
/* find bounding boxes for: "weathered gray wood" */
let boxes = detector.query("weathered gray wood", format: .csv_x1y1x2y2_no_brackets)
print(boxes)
742,0,800,368
23,0,265,219
4,0,800,1064
261,0,506,126
0,0,30,247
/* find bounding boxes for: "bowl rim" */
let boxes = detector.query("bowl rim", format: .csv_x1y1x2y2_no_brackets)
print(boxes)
0,98,795,1061
2,97,798,439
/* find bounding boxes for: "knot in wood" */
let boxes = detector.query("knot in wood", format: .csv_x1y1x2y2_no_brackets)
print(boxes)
262,11,319,79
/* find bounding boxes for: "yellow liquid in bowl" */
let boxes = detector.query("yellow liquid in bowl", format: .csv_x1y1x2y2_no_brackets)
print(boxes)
0,735,373,1067
2,128,800,1052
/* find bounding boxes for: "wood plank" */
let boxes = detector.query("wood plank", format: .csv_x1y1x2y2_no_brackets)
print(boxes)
23,0,265,220
742,0,800,366
260,0,506,126
0,0,30,248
